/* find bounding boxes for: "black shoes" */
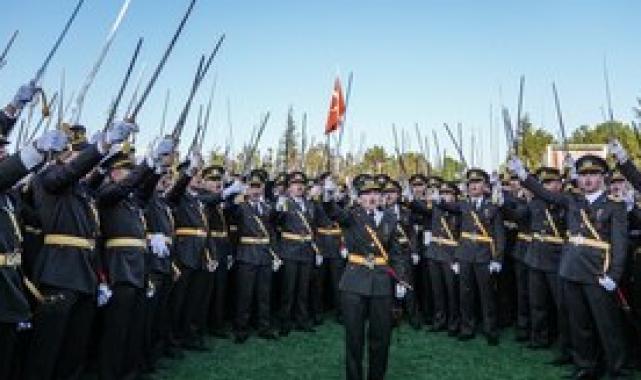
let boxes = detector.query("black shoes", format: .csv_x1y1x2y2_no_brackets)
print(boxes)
514,331,529,342
234,332,249,344
486,335,499,346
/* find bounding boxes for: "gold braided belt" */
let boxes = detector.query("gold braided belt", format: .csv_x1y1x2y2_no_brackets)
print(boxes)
44,234,95,250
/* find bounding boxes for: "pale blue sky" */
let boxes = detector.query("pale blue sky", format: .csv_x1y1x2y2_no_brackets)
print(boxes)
3,0,640,169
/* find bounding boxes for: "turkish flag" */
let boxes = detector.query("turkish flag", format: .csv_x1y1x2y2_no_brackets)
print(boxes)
325,77,346,135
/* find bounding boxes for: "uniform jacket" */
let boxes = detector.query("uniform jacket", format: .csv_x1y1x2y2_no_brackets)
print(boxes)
325,202,404,297
523,175,627,284
31,145,103,294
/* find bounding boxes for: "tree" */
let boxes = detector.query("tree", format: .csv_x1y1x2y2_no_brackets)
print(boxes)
518,118,556,168
569,121,641,159
438,155,465,181
303,143,328,177
275,106,300,172
360,145,388,174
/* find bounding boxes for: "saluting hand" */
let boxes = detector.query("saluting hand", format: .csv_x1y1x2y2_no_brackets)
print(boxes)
507,157,527,181
11,80,39,111
608,139,628,164
35,129,69,153
105,120,138,146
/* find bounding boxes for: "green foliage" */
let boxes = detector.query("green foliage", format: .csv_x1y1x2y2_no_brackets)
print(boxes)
518,119,556,168
275,106,300,171
569,121,641,157
437,155,465,180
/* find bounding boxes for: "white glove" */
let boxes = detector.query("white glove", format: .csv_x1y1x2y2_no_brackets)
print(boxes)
272,257,283,272
35,129,69,153
563,154,578,180
489,261,502,273
276,195,287,211
402,185,413,202
624,189,635,212
227,255,234,270
309,185,322,199
146,136,175,171
395,283,407,299
598,275,617,292
451,262,460,275
608,139,628,164
20,144,45,170
16,321,32,331
149,233,170,258
315,254,324,267
97,283,113,307
489,171,500,187
423,230,432,246
146,281,156,299
105,120,138,145
223,179,245,199
340,246,348,259
492,185,504,206
323,177,337,202
411,252,420,265
11,81,39,110
186,151,203,177
507,157,527,181
207,259,219,273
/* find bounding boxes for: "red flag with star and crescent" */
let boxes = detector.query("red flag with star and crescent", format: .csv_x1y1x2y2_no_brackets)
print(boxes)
324,77,346,135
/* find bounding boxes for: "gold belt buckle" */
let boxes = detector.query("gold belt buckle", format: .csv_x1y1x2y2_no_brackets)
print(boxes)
365,255,375,270
571,235,584,246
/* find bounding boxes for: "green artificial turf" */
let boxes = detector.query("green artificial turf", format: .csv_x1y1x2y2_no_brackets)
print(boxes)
152,321,602,380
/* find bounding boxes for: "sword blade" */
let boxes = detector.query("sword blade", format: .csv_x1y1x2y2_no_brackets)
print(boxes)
130,0,197,120
34,0,85,83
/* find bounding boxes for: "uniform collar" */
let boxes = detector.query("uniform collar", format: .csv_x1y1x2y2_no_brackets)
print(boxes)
584,189,605,205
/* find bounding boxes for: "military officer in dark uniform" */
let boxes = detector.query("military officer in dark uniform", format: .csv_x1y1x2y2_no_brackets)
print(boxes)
610,140,641,370
274,171,319,335
510,154,628,379
96,146,164,380
142,169,179,365
25,120,136,380
519,168,569,355
165,152,216,351
228,169,281,343
201,165,234,338
381,176,421,329
498,175,532,342
430,168,505,345
0,88,55,379
408,173,433,326
312,172,345,323
306,176,325,326
323,174,407,380
495,173,520,330
421,181,461,335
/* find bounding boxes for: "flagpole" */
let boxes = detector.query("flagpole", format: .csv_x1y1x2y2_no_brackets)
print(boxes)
336,71,353,161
